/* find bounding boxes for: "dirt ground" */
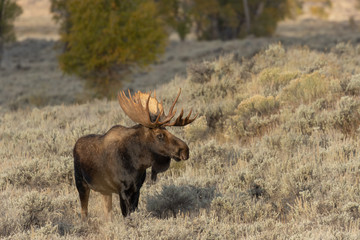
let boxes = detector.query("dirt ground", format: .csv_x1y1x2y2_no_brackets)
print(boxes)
1,0,360,113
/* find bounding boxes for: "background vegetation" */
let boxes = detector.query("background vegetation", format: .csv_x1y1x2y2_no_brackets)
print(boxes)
1,42,360,238
157,0,303,40
0,0,22,65
51,0,167,97
51,0,303,96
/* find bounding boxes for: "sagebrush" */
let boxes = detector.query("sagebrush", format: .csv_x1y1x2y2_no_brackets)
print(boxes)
1,43,360,239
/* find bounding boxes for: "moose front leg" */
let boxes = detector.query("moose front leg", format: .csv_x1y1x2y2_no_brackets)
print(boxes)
130,171,146,211
119,172,146,216
119,191,131,217
118,181,136,217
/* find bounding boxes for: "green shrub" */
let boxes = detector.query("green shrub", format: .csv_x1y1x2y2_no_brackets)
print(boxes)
190,0,299,40
156,0,192,41
0,0,22,64
56,0,167,95
0,0,22,41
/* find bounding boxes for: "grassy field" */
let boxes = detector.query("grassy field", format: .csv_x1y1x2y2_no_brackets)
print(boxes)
1,42,360,239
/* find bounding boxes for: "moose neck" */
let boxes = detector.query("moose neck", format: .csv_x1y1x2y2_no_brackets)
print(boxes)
124,125,158,170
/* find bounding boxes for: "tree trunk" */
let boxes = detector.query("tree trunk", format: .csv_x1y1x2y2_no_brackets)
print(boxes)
242,0,251,33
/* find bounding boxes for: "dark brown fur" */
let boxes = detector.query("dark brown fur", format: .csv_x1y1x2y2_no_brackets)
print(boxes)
73,124,189,219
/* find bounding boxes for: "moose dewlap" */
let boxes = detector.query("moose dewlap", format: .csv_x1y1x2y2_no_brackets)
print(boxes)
73,89,197,220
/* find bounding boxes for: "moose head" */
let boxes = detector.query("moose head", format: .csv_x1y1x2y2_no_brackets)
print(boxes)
118,89,196,162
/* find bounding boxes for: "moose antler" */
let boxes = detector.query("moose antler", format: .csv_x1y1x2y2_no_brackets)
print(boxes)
118,89,197,128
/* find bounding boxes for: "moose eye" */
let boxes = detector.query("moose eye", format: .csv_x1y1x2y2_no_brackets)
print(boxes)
156,133,164,140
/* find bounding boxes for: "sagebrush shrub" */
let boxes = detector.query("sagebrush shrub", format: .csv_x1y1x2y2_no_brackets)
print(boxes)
279,72,329,105
184,116,208,142
331,42,355,56
18,191,53,230
1,156,73,189
332,96,360,135
252,43,286,73
223,95,279,138
342,202,360,220
293,104,316,136
0,216,17,237
146,184,215,218
237,95,279,119
187,62,214,83
346,74,360,95
2,44,360,238
257,67,299,96
190,141,236,166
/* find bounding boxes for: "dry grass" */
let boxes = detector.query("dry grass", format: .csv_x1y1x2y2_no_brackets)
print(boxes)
2,43,360,239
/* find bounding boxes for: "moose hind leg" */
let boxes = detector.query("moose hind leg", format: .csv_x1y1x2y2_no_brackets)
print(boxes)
102,194,112,221
74,162,90,220
75,178,90,220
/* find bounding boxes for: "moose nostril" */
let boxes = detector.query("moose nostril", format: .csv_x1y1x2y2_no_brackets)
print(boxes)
180,149,189,160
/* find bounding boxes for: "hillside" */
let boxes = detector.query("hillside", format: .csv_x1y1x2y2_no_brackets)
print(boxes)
2,0,360,113
1,42,360,239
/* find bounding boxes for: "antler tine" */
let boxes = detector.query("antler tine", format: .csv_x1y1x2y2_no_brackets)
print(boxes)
118,90,156,128
165,108,198,127
145,90,151,113
167,89,181,116
186,111,198,123
153,105,164,124
118,88,196,128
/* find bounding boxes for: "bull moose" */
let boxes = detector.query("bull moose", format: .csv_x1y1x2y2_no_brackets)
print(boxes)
73,89,197,220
